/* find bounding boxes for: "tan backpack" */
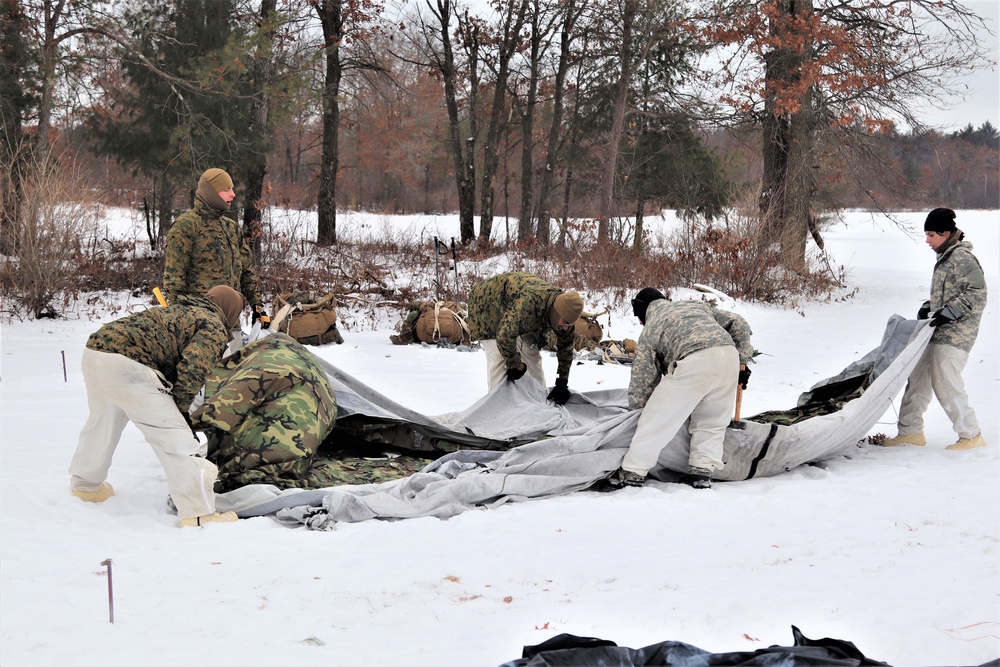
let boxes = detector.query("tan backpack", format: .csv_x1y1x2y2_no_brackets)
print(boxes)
272,291,345,346
414,301,471,345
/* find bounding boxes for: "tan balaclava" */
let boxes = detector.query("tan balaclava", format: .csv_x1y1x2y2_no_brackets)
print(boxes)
196,168,234,212
205,285,246,329
550,291,584,328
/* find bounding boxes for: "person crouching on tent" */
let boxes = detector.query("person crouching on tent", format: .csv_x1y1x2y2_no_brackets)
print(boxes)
191,333,338,492
882,207,988,450
607,288,754,490
68,285,246,527
466,271,584,403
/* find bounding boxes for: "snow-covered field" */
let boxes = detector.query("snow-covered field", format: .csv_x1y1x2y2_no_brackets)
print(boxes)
1,209,997,666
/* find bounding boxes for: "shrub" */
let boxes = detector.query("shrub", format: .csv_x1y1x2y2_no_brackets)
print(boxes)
0,145,100,319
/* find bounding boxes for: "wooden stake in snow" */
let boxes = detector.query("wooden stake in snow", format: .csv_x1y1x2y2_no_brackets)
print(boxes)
61,351,67,382
101,559,114,624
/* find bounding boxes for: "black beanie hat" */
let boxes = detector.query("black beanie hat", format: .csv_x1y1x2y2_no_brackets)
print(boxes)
631,287,666,322
924,208,957,234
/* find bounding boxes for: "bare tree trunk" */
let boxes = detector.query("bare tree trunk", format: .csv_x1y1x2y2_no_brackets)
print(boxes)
242,0,278,261
536,0,578,248
433,0,476,243
316,0,343,247
477,0,528,245
34,0,67,158
598,0,637,244
760,0,814,270
516,0,545,244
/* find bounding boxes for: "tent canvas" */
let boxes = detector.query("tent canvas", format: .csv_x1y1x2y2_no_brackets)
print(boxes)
212,316,931,529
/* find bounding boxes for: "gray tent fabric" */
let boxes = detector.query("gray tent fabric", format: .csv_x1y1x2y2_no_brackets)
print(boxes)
214,316,931,529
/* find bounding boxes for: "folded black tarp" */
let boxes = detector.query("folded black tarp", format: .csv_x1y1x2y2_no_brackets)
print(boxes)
499,626,891,666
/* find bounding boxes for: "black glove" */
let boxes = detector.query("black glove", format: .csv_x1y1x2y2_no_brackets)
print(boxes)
547,377,571,405
917,301,931,320
929,304,960,328
738,366,751,390
506,364,527,382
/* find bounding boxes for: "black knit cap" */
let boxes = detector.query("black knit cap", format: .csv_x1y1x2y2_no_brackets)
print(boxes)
924,207,957,234
631,287,666,322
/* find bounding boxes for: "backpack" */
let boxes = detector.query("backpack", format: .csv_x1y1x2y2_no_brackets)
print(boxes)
413,301,471,346
272,291,345,346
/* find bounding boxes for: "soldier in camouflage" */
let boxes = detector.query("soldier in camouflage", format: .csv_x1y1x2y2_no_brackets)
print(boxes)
163,168,264,321
192,333,339,491
68,286,245,526
467,272,584,403
884,208,988,450
608,288,754,490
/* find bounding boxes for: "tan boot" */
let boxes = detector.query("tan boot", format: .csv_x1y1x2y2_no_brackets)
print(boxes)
179,511,239,527
72,482,115,503
946,433,987,451
882,433,926,447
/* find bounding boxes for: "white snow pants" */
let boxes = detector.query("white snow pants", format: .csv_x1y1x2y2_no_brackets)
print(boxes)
897,343,980,439
68,348,219,520
623,345,739,475
481,335,545,390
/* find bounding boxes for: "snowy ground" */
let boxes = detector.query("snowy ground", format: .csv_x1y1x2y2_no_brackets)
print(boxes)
1,210,997,666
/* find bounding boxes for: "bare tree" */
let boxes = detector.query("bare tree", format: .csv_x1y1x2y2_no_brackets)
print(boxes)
704,0,995,270
310,0,385,246
474,0,529,244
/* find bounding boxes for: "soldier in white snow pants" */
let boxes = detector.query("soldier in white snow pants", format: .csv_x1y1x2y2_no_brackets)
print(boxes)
69,349,220,520
622,345,740,474
896,344,979,440
480,337,545,390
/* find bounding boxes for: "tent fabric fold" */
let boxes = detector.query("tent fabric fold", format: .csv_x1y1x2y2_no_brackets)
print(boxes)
213,315,931,529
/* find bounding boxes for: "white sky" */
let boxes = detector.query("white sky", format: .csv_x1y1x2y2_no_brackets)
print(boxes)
915,1,1000,130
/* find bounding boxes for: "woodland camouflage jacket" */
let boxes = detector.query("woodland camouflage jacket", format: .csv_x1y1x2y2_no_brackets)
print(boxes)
85,295,230,411
163,201,261,307
191,333,338,492
467,272,576,380
928,232,987,352
628,299,753,410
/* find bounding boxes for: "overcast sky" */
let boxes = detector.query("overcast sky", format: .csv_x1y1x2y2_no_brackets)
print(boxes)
915,1,999,131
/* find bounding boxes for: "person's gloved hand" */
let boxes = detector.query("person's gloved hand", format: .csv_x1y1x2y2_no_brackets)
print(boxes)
547,377,571,404
506,364,527,382
929,304,960,328
917,300,931,320
738,365,751,390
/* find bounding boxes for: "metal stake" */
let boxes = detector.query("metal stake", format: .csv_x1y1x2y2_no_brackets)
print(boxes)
101,559,114,623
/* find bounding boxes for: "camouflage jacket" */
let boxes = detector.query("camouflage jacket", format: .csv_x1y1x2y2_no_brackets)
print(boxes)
928,232,987,352
85,295,229,411
467,272,576,380
191,333,338,491
163,200,261,307
628,299,753,410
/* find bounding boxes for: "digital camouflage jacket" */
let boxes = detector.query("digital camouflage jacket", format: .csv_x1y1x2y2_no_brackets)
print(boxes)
85,295,230,411
928,231,987,353
192,333,338,492
467,272,576,380
628,299,753,410
163,200,261,307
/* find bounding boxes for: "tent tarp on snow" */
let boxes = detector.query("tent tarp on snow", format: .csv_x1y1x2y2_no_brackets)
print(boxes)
213,316,931,529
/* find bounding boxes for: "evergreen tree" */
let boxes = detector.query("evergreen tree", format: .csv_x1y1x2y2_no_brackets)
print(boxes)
85,0,259,240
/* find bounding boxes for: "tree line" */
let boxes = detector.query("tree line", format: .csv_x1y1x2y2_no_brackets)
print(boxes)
2,0,997,273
